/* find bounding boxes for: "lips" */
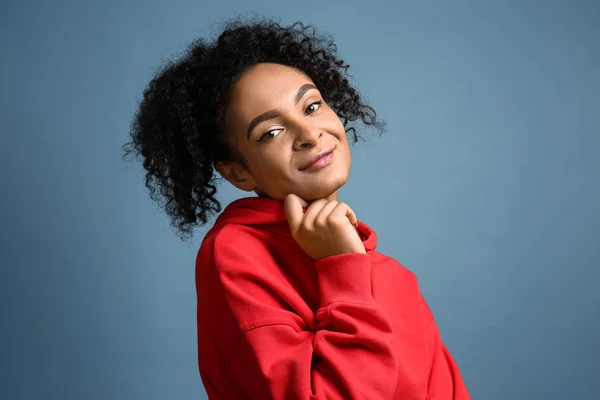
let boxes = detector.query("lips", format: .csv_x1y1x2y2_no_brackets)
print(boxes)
299,147,335,170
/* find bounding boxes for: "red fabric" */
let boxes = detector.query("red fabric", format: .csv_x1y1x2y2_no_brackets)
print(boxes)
196,197,470,399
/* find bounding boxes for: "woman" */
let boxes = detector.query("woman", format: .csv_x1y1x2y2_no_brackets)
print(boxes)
125,18,470,399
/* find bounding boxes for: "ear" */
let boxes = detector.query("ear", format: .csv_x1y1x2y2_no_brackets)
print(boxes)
215,161,257,192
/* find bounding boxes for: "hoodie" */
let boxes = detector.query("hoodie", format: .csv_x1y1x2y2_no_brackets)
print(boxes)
195,197,470,399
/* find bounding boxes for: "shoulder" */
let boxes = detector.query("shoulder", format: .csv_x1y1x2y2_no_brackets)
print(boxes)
196,223,291,298
198,223,274,272
196,222,305,329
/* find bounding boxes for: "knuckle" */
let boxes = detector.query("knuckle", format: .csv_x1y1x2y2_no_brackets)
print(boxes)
314,217,326,228
326,213,341,224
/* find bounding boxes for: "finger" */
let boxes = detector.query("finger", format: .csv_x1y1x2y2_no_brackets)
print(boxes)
331,202,358,227
315,200,339,226
302,199,329,227
292,193,309,208
284,194,306,233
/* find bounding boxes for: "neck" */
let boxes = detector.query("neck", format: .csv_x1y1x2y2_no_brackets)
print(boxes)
256,190,339,203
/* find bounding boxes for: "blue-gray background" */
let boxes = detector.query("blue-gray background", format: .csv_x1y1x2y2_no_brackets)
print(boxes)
1,0,598,399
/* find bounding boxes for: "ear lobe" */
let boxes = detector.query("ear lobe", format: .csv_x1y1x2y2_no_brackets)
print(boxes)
215,161,257,192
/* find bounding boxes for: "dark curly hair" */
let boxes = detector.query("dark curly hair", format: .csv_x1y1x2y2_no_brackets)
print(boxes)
123,17,385,239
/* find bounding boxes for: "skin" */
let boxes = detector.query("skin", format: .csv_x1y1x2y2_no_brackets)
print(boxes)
216,63,365,259
216,62,351,202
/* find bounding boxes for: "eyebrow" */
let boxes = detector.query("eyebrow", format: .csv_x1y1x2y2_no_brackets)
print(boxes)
246,84,318,139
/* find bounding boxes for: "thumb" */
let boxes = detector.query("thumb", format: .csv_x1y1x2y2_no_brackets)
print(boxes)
284,194,307,233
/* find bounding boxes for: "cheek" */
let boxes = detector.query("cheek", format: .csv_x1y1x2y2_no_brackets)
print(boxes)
325,110,345,130
326,115,349,144
342,143,352,167
248,147,291,179
338,135,352,168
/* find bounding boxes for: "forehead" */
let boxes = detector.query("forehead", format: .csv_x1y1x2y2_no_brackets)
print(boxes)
227,63,314,120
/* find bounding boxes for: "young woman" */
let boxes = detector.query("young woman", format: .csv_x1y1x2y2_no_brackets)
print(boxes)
125,18,471,400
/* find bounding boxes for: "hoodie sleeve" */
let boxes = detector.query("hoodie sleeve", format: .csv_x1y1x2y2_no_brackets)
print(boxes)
223,252,398,399
421,296,471,399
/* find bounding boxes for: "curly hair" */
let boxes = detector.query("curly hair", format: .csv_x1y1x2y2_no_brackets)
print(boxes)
123,17,385,239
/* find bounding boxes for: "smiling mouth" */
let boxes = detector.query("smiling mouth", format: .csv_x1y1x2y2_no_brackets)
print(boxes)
299,147,335,171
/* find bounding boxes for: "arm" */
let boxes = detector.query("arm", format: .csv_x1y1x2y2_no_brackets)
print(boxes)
225,253,398,399
422,296,471,399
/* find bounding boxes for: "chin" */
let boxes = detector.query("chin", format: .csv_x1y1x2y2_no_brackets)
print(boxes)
301,174,348,201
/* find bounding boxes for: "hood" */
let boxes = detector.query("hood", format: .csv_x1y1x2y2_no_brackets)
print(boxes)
212,197,377,252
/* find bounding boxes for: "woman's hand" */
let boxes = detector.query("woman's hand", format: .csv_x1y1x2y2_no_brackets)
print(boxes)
284,194,366,260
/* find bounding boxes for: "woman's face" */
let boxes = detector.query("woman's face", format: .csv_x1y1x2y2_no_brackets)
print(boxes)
218,63,351,202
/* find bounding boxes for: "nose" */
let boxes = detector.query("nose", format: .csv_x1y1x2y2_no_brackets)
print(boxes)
292,121,322,151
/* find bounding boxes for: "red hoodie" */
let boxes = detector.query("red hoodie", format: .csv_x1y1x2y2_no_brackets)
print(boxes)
196,197,470,399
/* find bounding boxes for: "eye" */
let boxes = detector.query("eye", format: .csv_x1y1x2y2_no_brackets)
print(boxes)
258,128,283,143
305,100,322,115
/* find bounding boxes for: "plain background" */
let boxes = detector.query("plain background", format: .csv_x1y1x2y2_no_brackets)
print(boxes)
1,0,599,399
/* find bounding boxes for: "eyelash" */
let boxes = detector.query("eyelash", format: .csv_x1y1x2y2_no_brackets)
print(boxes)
258,100,323,143
305,100,322,115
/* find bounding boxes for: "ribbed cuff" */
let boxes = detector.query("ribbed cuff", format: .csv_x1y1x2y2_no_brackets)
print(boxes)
315,253,373,306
